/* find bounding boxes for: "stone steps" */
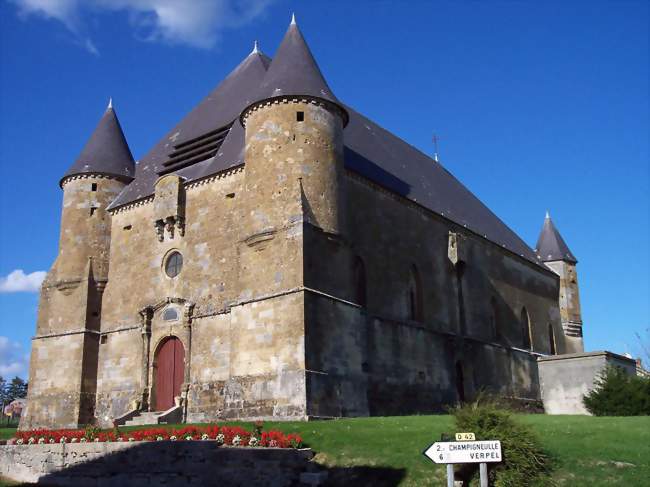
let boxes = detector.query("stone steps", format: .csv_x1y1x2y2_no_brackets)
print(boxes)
124,412,166,427
123,406,182,427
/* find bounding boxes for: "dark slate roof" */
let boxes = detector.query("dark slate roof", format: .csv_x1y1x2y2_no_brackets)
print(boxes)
241,17,346,124
535,213,577,263
61,102,135,186
105,25,543,267
343,106,540,262
108,47,270,209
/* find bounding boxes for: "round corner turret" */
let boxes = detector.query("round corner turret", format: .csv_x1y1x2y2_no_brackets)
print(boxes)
60,100,135,189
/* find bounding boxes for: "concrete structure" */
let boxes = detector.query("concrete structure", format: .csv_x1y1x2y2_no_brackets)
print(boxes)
538,351,636,414
22,18,585,430
0,443,320,486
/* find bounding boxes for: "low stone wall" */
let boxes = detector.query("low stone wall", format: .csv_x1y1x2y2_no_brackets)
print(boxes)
1,442,322,486
538,350,637,414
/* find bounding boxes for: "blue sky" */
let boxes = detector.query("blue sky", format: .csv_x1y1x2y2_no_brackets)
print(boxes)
0,0,648,379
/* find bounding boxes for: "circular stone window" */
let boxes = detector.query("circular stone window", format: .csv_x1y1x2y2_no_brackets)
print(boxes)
164,251,183,278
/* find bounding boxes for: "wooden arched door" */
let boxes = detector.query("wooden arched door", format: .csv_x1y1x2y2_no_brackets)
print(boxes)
155,337,185,411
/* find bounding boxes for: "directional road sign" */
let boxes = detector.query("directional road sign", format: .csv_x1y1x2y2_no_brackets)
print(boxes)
423,440,502,464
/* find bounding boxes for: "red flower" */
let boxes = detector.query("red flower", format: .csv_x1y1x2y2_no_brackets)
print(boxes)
14,424,300,448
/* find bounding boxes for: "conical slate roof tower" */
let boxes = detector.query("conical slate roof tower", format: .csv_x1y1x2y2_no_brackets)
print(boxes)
242,14,347,125
61,100,135,186
536,212,577,263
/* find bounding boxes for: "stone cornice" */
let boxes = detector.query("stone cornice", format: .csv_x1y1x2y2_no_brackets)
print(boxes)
108,165,244,215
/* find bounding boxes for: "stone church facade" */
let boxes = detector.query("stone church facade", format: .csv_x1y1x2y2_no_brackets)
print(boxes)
21,19,584,429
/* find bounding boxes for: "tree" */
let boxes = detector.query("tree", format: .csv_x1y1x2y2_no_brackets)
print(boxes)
6,377,28,402
583,366,650,416
0,376,8,405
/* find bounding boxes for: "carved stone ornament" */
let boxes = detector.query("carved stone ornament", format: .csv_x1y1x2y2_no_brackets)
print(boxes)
448,231,460,265
153,175,186,241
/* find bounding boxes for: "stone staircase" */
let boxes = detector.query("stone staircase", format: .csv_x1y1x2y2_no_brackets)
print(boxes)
123,406,182,427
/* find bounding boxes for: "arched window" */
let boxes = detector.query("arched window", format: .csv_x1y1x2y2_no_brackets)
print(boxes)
490,297,499,340
163,307,179,321
353,256,367,308
521,307,532,350
407,264,423,322
164,251,183,278
548,323,556,355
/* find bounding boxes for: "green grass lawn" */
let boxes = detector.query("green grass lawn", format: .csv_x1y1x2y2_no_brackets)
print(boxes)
0,428,16,441
4,415,649,486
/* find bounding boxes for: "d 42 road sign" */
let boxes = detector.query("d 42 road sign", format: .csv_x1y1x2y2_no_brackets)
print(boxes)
423,440,502,464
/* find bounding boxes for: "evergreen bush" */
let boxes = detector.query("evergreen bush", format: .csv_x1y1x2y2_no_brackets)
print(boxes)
451,396,553,486
583,366,650,416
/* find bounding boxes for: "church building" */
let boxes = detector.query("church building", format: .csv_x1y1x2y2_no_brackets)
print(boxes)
21,17,584,429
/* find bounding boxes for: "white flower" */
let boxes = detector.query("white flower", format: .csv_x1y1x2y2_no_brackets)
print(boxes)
49,439,55,444
248,437,259,447
170,435,177,441
60,437,67,444
156,436,164,441
201,434,209,441
94,438,101,442
71,438,78,443
80,438,87,443
232,435,241,446
38,438,45,444
128,437,135,442
185,435,193,441
117,437,124,442
16,439,24,445
269,439,278,448
28,437,35,444
215,433,225,445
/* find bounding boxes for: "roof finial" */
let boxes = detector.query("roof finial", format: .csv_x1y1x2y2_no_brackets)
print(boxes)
290,12,297,25
107,97,113,110
252,40,259,54
545,210,550,219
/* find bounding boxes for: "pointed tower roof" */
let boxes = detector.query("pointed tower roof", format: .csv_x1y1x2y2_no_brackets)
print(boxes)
242,15,347,124
535,212,577,263
108,46,271,209
61,101,135,187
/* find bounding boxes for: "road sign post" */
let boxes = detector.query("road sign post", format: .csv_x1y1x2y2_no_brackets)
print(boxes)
423,439,501,486
480,462,488,487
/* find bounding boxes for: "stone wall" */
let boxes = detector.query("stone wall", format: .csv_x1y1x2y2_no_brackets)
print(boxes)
0,443,319,486
538,351,636,414
94,166,309,425
22,175,124,429
301,171,560,415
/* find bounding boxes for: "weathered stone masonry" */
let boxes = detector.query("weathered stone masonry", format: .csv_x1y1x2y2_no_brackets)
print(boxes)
21,18,585,429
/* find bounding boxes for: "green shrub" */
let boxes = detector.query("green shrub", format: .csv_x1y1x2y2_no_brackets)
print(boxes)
451,396,553,486
583,366,650,416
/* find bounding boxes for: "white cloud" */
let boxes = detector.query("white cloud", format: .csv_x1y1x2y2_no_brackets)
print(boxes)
0,270,46,293
9,0,274,53
0,337,30,379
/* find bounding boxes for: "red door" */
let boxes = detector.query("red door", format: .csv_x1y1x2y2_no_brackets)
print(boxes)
155,337,185,411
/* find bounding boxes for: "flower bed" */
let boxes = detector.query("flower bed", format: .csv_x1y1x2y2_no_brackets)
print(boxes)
11,424,302,448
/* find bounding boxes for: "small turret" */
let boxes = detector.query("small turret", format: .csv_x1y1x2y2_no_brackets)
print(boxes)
240,15,347,238
536,211,577,264
22,101,134,429
60,100,135,186
56,101,135,281
237,17,348,299
536,212,584,353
